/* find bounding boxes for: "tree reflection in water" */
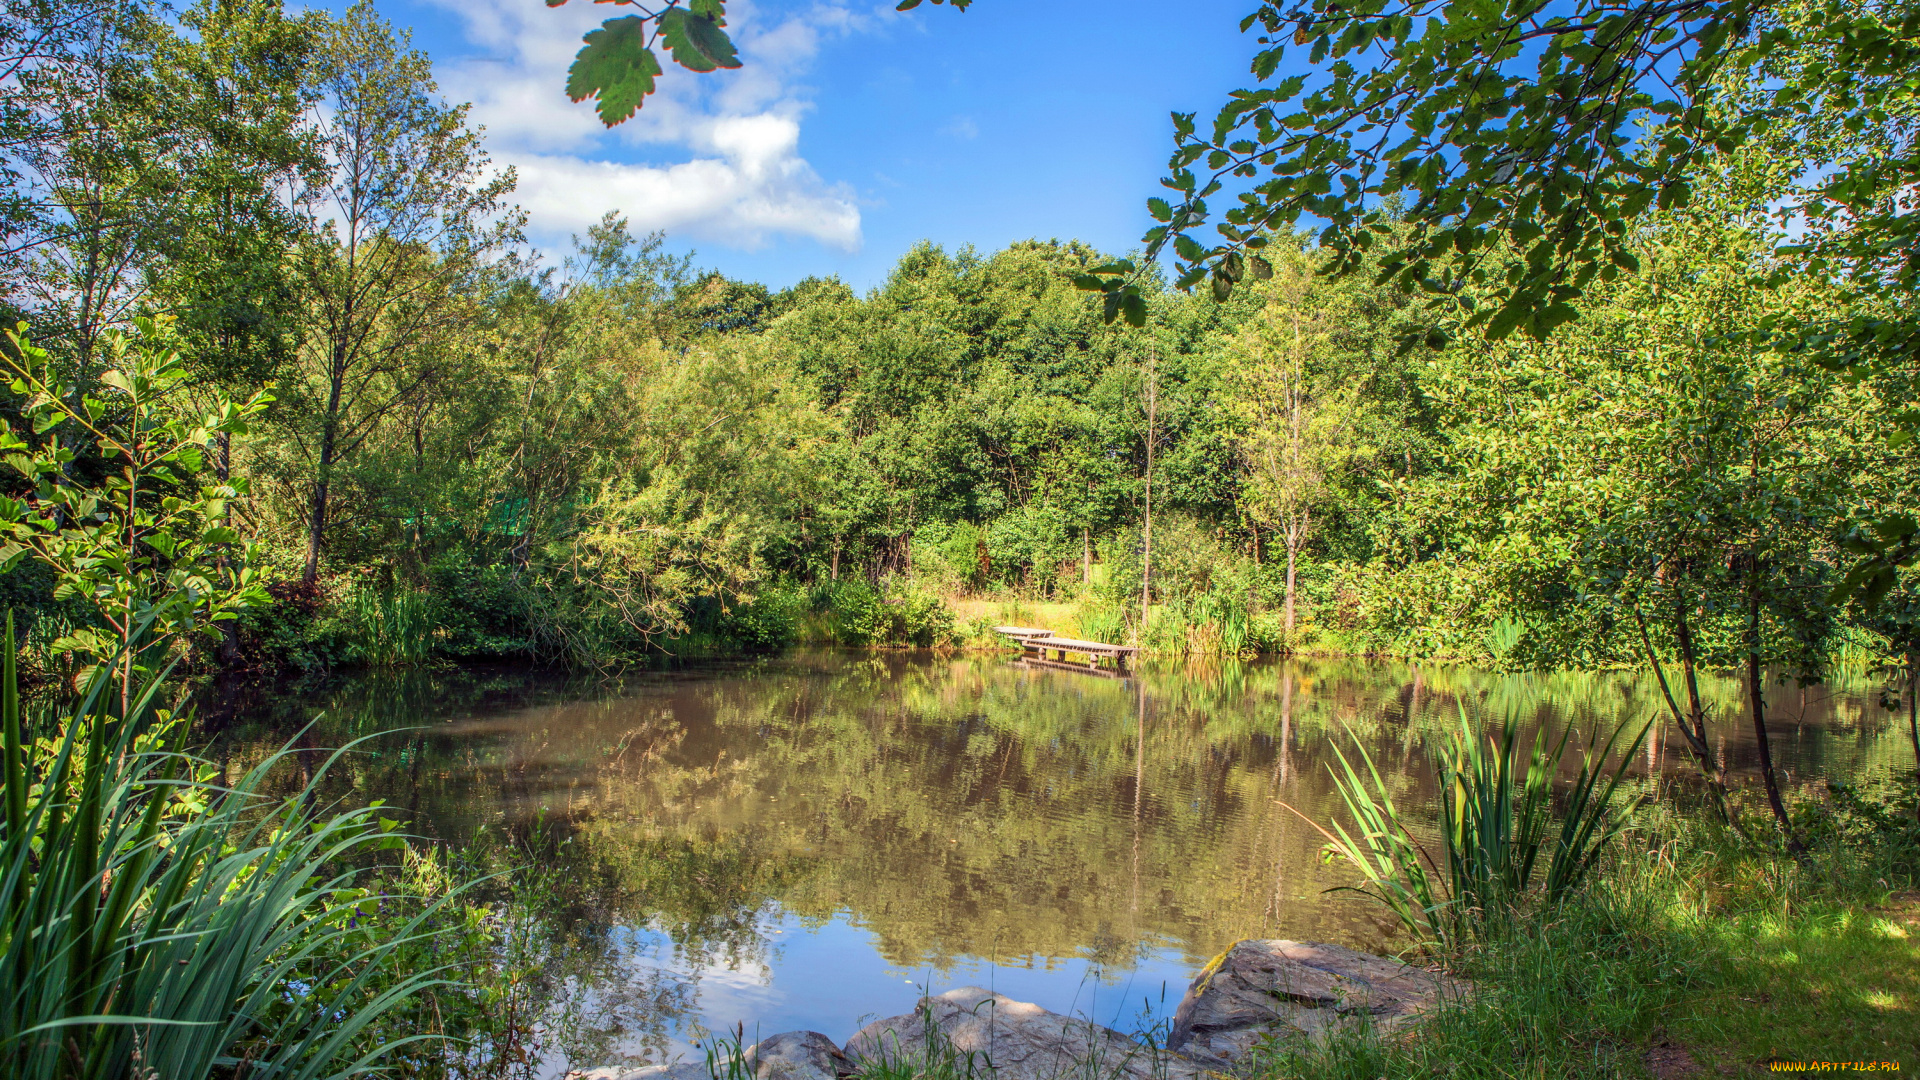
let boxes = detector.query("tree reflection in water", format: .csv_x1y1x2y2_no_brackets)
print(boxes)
204,652,1906,1073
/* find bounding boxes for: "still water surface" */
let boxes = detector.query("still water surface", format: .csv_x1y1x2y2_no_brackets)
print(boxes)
211,651,1909,1075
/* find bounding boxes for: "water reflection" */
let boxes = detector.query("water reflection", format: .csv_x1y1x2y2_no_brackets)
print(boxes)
206,653,1910,1075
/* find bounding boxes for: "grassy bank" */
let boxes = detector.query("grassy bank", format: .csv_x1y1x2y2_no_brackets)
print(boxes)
1247,787,1920,1079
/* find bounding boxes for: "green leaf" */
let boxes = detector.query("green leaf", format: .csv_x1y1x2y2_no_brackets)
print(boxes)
568,18,664,126
1121,293,1148,327
1485,301,1526,341
659,8,742,73
690,0,725,17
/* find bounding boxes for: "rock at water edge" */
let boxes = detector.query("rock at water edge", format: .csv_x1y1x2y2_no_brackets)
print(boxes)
570,1030,851,1080
1167,939,1462,1067
742,1031,854,1080
846,986,1203,1080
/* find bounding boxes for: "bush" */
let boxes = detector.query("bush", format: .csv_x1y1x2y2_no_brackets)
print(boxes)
814,579,956,647
430,557,539,660
909,520,987,593
898,588,956,646
725,583,804,651
825,580,889,645
984,504,1073,593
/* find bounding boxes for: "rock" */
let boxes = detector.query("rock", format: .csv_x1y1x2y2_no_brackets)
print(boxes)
1167,940,1462,1067
566,1064,707,1080
740,1031,854,1080
846,986,1204,1080
570,1031,850,1080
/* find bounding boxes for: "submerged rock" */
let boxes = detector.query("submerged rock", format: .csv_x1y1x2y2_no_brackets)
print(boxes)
846,986,1204,1080
570,1030,851,1080
1167,939,1461,1067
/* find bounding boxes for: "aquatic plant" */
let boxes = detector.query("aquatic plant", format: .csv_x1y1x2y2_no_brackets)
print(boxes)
1297,706,1650,949
0,616,464,1080
350,584,438,667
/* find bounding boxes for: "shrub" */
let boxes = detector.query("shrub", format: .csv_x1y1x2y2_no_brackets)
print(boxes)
897,588,956,646
825,580,890,645
726,583,804,651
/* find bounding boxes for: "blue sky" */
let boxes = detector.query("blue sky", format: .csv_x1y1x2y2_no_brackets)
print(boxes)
368,0,1261,290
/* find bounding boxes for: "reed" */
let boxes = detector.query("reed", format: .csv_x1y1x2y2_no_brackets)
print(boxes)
351,586,437,667
1294,705,1650,949
0,615,466,1079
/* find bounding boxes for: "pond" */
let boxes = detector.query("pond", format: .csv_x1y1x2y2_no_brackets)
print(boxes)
204,650,1909,1077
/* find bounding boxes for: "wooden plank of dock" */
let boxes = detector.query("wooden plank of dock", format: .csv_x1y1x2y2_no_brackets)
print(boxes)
1016,634,1138,671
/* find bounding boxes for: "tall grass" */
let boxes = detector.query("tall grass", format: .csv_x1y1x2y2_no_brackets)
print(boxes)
1073,603,1127,647
1137,592,1253,658
0,616,466,1079
350,586,437,666
1294,706,1650,949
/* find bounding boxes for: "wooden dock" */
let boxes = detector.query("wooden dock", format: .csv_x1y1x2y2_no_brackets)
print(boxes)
993,626,1138,673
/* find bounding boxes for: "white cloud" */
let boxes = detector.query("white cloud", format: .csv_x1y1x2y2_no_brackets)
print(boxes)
499,117,860,251
428,0,870,253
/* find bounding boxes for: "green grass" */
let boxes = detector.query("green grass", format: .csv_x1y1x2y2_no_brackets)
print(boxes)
1241,794,1920,1079
1673,883,1918,1071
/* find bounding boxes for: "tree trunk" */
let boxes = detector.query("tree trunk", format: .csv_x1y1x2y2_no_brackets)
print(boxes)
412,417,427,556
1283,512,1306,635
1635,599,1731,819
1083,527,1090,586
303,469,330,584
1745,556,1802,852
1140,357,1156,645
1673,596,1716,774
1909,653,1919,822
215,431,241,666
303,343,348,584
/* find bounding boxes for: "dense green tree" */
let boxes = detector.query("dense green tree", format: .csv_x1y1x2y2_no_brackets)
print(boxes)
140,0,319,408
283,0,515,583
1399,192,1878,838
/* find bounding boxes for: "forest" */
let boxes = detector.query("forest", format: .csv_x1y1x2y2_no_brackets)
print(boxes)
5,0,1917,685
2,0,1919,1075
